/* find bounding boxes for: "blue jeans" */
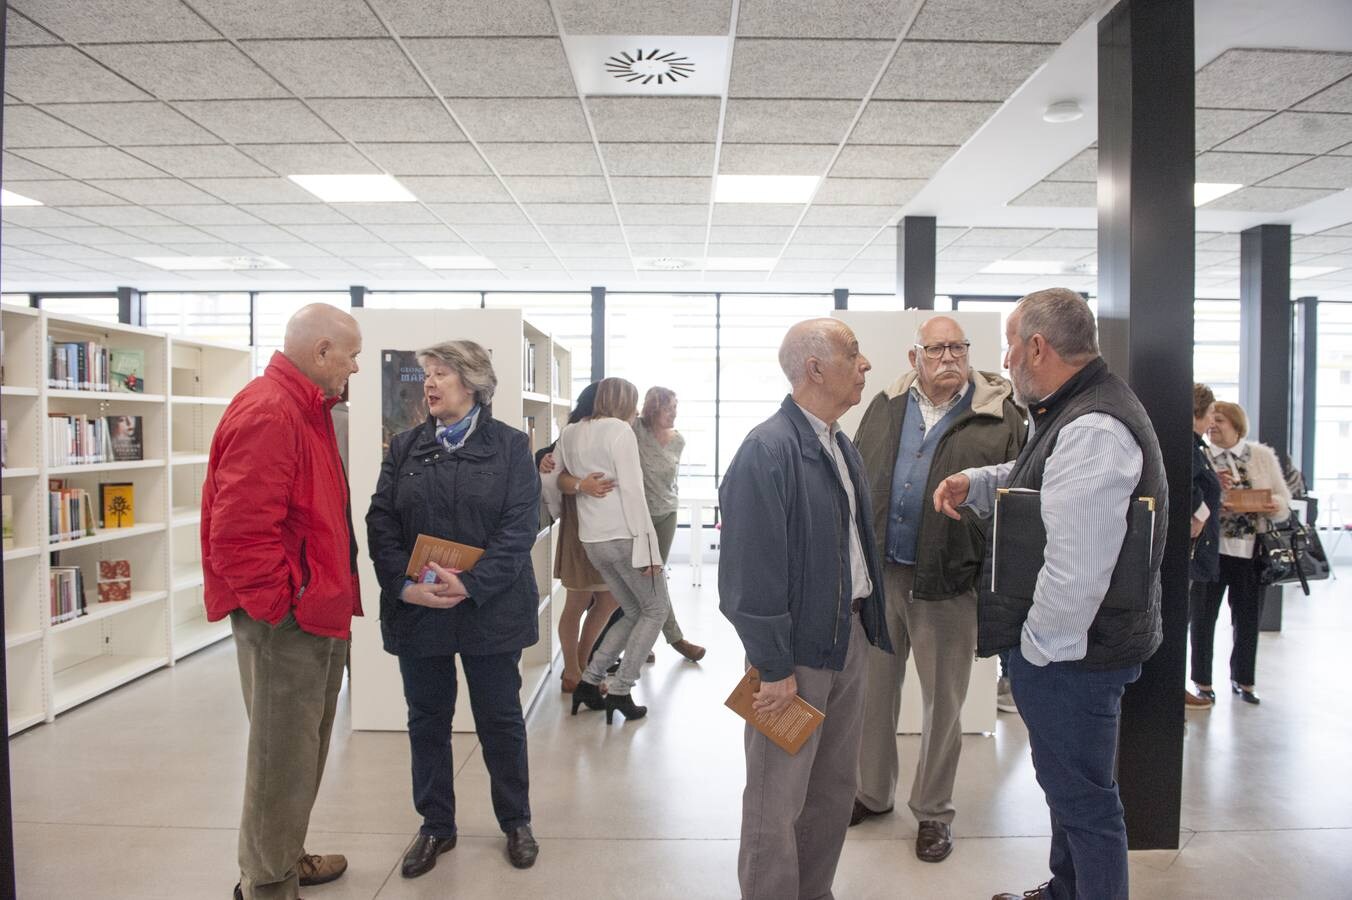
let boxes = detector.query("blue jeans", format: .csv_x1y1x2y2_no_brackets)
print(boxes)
1009,647,1140,900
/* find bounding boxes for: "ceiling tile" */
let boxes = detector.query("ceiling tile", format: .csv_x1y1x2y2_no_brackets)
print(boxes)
112,225,215,244
472,241,554,257
536,225,625,243
147,205,264,225
793,226,878,245
0,180,128,206
2,106,103,148
189,177,322,204
334,203,439,225
1293,236,1352,254
729,39,894,99
524,204,618,225
6,11,60,45
241,39,429,98
43,101,221,146
800,205,893,227
1196,108,1271,152
1046,148,1096,182
4,47,150,103
709,225,792,243
779,242,857,260
127,145,275,178
1033,229,1097,249
18,244,117,261
387,239,474,255
477,143,601,176
426,203,530,224
1195,151,1311,185
240,143,381,175
723,99,859,144
599,143,714,177
366,224,461,242
496,259,564,273
1,151,64,179
407,38,573,98
625,225,707,243
736,0,918,38
311,242,403,258
12,0,216,42
587,97,721,143
550,242,629,259
620,205,709,226
1261,155,1352,189
309,99,465,142
1202,185,1338,212
875,40,1053,102
954,228,1050,248
1196,50,1352,111
159,242,256,256
1007,246,1093,263
720,144,835,175
248,242,336,257
191,0,384,38
11,146,165,179
909,0,1101,42
778,258,849,273
628,243,705,259
707,242,784,256
501,175,612,203
0,215,87,234
1297,76,1352,114
283,224,376,242
852,101,999,145
554,0,730,34
1196,233,1240,252
175,100,341,143
399,176,514,202
199,224,301,244
608,176,710,204
378,0,557,36
86,42,289,101
1216,112,1352,155
813,178,924,205
831,144,955,179
451,223,545,242
1010,180,1096,207
711,204,803,225
450,99,591,142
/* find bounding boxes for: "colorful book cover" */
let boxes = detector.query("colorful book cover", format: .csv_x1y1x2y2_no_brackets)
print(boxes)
97,559,132,603
110,348,145,393
106,415,144,461
100,483,135,528
381,350,427,456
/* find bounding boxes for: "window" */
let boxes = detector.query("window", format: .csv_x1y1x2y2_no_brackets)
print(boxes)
607,293,718,506
1314,301,1352,498
365,292,481,310
485,292,593,401
252,292,350,374
37,295,119,323
1194,298,1240,402
718,293,834,489
145,292,251,345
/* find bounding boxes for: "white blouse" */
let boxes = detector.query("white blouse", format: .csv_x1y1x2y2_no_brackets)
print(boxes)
556,418,661,569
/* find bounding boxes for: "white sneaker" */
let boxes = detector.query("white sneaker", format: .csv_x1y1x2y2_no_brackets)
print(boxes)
996,676,1019,714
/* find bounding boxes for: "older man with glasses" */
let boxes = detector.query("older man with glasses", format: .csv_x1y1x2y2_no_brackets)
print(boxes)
849,315,1026,864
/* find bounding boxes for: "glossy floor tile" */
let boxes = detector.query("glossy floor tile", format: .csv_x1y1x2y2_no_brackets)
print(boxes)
10,564,1352,898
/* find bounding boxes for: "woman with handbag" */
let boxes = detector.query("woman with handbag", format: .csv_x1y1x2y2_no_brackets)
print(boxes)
1191,400,1291,706
1186,384,1223,710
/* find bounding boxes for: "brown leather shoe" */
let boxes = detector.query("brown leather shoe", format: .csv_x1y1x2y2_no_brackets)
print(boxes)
671,639,706,662
296,852,347,886
1184,690,1213,709
993,883,1050,899
848,798,892,826
916,820,953,862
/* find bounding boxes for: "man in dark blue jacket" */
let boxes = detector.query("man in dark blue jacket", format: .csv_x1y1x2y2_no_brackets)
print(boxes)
719,317,892,900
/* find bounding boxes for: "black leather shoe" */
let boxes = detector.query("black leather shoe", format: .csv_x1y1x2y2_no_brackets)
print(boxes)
916,820,953,862
1197,686,1217,701
506,824,539,869
1232,681,1261,704
603,691,647,723
233,885,243,900
401,834,456,879
571,680,605,715
848,798,893,827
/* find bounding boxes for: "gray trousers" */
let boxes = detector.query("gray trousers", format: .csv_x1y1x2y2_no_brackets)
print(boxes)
856,563,977,825
651,511,685,644
739,614,868,900
581,538,671,695
232,610,348,900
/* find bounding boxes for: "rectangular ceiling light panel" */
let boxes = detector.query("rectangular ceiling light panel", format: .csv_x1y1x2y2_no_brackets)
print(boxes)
715,174,819,203
288,173,417,203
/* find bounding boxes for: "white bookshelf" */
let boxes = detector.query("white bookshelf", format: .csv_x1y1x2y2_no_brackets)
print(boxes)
348,308,571,733
0,305,251,734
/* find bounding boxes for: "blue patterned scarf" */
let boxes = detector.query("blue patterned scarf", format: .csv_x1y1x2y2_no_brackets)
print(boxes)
435,404,481,452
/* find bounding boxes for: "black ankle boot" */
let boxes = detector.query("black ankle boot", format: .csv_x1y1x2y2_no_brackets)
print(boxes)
604,692,647,724
571,680,605,715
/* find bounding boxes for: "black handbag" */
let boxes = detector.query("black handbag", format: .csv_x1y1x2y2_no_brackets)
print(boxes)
1256,518,1330,595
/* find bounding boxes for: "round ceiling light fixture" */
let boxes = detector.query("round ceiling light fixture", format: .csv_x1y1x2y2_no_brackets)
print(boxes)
606,49,695,86
1042,100,1084,124
641,257,691,270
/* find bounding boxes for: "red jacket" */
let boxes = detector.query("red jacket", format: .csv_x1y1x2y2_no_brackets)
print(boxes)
202,352,362,638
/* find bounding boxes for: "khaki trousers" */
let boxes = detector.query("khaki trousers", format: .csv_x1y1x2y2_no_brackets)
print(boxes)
856,563,977,825
738,614,868,900
232,610,348,900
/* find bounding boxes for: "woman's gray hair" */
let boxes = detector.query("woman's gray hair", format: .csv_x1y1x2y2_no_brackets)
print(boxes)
1014,287,1099,365
778,318,841,388
416,339,497,407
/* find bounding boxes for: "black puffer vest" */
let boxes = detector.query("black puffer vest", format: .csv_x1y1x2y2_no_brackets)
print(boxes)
976,358,1166,670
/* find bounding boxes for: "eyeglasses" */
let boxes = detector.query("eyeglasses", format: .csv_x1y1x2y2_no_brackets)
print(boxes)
915,341,970,359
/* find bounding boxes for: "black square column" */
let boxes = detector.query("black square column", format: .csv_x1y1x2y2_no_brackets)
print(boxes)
1097,0,1194,851
897,216,936,309
1239,224,1292,451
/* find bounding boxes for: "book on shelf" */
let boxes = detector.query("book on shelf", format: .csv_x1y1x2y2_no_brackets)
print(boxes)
97,558,132,603
47,337,110,391
50,565,87,624
100,482,135,529
107,415,144,461
47,413,112,466
552,356,560,396
522,415,536,454
2,494,13,550
48,479,96,542
523,340,536,393
109,348,145,393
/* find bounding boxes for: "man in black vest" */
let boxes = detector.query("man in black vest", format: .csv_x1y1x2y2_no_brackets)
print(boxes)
933,288,1167,900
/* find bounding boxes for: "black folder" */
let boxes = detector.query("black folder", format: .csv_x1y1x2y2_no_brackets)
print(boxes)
991,488,1156,612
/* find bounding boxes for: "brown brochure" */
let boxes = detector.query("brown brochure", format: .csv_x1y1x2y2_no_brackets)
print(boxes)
404,533,485,578
725,667,825,756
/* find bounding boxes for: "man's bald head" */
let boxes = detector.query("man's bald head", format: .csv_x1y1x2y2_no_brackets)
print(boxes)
282,303,362,398
779,318,853,389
